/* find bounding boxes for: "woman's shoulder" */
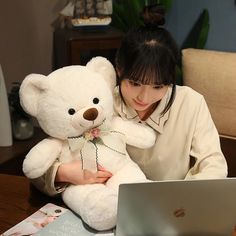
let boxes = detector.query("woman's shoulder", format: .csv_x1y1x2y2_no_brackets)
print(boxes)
173,85,206,111
175,85,204,101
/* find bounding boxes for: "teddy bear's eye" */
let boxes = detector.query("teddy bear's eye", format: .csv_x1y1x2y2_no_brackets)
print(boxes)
68,108,76,115
93,97,99,104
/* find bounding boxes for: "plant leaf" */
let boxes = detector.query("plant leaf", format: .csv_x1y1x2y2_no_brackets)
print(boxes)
177,9,210,85
111,0,173,32
111,0,145,32
160,0,172,11
111,2,129,32
111,3,128,32
196,11,210,48
181,9,210,49
123,0,143,28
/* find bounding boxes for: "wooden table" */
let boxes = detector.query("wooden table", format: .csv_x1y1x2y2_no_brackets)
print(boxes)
0,174,63,234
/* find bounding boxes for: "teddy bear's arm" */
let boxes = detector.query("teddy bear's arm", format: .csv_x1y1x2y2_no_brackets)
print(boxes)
111,117,156,148
23,138,63,179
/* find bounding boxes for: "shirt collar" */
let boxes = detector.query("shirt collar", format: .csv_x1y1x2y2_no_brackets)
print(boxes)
114,86,172,134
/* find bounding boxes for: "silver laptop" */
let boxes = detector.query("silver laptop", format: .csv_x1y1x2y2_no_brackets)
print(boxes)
115,178,236,236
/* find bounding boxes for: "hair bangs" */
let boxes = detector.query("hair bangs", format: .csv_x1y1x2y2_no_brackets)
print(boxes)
121,45,174,86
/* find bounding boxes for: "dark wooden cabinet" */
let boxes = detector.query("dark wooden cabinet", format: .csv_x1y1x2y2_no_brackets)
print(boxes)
53,26,124,69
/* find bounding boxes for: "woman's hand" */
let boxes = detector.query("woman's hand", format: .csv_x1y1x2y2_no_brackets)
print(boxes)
55,160,112,185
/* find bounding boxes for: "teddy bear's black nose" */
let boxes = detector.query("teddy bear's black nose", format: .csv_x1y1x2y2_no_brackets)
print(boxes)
83,108,98,121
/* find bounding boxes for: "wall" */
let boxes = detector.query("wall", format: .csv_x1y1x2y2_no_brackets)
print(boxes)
166,0,236,52
0,0,66,92
1,0,236,92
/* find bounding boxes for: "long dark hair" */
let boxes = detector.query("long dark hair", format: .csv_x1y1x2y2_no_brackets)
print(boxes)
115,4,179,115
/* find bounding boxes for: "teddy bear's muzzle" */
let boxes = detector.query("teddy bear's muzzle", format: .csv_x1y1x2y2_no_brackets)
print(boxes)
83,108,98,121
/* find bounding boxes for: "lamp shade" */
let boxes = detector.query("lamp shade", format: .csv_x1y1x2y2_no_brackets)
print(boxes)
0,64,13,146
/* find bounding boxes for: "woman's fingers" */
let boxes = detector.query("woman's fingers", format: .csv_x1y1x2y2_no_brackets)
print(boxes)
97,164,113,175
97,170,112,178
82,169,112,184
95,177,111,183
97,164,106,171
56,161,112,185
95,170,112,183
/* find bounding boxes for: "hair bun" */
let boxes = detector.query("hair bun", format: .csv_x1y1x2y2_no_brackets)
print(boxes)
141,4,165,27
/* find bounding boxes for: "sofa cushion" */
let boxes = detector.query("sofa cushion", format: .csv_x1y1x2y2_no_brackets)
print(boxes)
182,48,236,138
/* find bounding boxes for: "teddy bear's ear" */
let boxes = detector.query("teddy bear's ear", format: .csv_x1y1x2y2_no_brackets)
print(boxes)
86,56,116,91
19,74,48,117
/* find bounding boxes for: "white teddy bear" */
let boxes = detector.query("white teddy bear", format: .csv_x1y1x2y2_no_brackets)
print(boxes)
20,57,155,231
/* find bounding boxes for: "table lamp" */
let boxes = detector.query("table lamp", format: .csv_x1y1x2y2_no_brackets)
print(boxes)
0,64,13,146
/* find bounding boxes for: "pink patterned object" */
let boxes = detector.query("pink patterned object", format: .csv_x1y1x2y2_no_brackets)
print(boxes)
84,128,101,141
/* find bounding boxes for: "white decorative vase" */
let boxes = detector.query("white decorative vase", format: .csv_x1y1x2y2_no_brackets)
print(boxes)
0,65,13,146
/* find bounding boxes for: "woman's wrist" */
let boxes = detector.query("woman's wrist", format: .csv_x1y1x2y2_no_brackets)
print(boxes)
55,163,68,183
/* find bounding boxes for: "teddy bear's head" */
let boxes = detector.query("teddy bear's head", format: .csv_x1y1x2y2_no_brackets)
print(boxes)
20,57,117,140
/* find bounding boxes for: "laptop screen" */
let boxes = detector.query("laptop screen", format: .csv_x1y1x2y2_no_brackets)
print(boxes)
116,178,236,236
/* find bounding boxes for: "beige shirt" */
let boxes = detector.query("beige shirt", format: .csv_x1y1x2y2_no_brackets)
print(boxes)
32,85,227,196
113,85,227,180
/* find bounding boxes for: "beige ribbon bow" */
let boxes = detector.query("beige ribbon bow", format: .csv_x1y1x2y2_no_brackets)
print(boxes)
68,124,110,152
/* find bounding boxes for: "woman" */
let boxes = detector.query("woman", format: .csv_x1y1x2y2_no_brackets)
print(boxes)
32,4,227,196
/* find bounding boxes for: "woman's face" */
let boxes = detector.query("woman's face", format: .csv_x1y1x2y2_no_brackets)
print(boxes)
120,79,168,114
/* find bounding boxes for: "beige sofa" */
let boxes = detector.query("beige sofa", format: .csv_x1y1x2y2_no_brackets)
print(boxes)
182,48,236,177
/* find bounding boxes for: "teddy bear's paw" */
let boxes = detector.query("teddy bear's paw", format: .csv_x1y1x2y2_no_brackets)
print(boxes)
83,189,117,230
62,184,118,231
22,154,54,179
85,209,117,231
112,117,156,148
138,125,156,148
22,138,62,179
22,158,49,179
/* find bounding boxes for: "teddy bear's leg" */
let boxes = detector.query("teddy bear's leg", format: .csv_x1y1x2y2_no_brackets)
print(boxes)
62,184,118,231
